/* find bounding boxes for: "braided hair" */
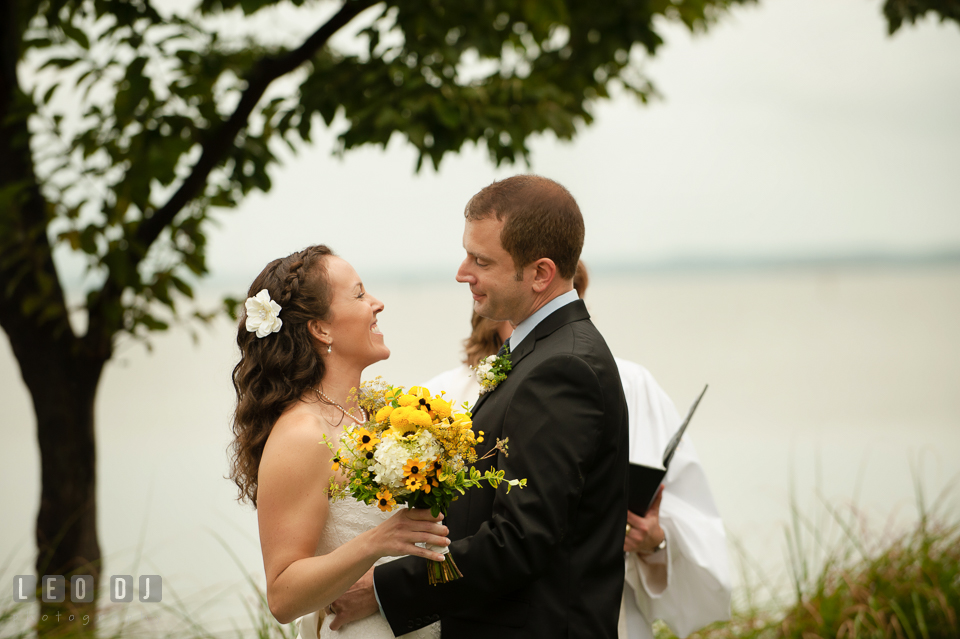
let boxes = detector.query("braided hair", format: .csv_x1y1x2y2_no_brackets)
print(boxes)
229,245,335,507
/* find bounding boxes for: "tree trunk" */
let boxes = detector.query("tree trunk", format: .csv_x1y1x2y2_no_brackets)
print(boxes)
9,329,106,634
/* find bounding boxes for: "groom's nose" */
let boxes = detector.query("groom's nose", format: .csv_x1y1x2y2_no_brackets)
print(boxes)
456,258,474,284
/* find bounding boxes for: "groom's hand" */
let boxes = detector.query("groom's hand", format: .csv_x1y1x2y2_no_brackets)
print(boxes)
328,567,379,630
624,484,666,555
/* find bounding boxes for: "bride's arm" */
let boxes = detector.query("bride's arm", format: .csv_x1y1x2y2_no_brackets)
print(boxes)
257,414,448,624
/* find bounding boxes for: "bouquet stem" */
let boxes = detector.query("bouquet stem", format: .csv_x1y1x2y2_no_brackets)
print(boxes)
427,551,463,585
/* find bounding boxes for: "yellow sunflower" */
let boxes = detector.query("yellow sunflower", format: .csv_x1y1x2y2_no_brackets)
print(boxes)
353,427,380,452
375,489,396,512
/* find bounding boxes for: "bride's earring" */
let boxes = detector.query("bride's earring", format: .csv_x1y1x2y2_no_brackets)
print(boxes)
327,344,332,354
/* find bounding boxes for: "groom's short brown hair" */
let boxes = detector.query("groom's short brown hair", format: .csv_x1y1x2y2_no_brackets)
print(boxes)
464,175,584,280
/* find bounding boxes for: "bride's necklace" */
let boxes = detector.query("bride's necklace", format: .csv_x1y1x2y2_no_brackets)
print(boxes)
316,389,367,425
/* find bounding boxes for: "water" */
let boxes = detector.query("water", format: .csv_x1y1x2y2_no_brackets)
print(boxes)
2,264,958,634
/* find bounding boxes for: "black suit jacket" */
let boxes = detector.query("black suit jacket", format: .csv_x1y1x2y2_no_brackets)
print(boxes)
374,299,630,638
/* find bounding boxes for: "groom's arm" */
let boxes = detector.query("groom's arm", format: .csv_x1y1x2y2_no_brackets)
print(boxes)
373,353,609,635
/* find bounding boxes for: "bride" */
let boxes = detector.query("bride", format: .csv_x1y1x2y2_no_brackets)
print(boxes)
228,245,446,639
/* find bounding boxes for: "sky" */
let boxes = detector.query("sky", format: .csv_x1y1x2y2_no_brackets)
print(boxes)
49,0,960,289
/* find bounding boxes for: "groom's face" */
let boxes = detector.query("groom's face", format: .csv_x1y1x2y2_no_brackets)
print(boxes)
456,215,528,323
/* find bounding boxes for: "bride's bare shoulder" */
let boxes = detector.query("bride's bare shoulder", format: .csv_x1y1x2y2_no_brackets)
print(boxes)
262,405,337,470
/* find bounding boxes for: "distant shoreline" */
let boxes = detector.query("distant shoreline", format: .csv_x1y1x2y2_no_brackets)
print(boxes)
215,249,960,289
56,249,960,294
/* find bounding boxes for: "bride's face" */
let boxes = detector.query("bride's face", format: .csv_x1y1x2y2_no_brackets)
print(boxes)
320,256,389,367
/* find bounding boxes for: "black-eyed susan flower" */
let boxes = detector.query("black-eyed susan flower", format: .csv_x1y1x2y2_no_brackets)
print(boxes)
403,458,428,484
376,488,396,512
331,455,341,472
353,427,380,452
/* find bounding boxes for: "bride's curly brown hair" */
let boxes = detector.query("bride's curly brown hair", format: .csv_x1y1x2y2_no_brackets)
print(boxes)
229,245,335,507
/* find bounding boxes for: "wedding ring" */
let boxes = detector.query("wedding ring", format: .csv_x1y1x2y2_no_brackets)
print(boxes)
328,603,338,616
625,523,632,535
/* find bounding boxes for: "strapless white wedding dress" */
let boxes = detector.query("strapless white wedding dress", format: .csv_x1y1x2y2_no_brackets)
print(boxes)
295,499,441,639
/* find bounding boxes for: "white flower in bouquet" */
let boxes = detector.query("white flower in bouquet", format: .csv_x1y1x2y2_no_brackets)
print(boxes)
372,430,442,491
371,436,408,490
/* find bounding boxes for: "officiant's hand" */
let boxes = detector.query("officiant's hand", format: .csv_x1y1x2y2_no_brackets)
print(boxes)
624,484,665,555
328,567,377,630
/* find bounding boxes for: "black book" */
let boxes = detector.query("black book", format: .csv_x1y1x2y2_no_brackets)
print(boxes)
627,385,708,516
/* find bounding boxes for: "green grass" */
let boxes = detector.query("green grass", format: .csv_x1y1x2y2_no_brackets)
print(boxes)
658,486,960,639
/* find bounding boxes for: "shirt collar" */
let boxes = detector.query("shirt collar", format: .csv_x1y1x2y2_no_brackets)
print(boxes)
508,289,580,351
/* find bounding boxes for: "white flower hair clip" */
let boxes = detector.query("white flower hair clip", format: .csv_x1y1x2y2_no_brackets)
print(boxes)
245,289,283,338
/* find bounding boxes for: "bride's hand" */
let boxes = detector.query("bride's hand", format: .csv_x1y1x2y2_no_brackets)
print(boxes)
365,507,449,562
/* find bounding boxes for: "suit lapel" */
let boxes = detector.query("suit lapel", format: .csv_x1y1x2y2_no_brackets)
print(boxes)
469,300,590,418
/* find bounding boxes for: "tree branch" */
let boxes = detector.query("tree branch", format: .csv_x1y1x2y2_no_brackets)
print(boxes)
0,0,74,352
85,0,375,346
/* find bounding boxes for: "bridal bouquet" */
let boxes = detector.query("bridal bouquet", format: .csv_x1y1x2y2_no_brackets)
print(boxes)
325,378,525,584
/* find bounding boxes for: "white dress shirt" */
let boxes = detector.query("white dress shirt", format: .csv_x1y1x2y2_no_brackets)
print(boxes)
508,288,579,350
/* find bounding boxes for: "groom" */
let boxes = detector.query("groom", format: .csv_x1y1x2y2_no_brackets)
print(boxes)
332,175,630,637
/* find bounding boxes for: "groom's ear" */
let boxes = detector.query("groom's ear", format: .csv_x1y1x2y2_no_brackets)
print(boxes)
530,258,557,293
308,319,331,346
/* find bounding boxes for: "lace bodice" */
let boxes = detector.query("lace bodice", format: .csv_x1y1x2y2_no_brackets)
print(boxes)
316,498,393,556
296,499,440,639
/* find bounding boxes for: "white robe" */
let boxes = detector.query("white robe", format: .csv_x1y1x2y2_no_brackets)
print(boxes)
422,359,731,639
614,358,731,639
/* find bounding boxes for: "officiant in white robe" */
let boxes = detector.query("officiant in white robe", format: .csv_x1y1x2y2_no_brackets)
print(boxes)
615,358,731,639
423,262,731,639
